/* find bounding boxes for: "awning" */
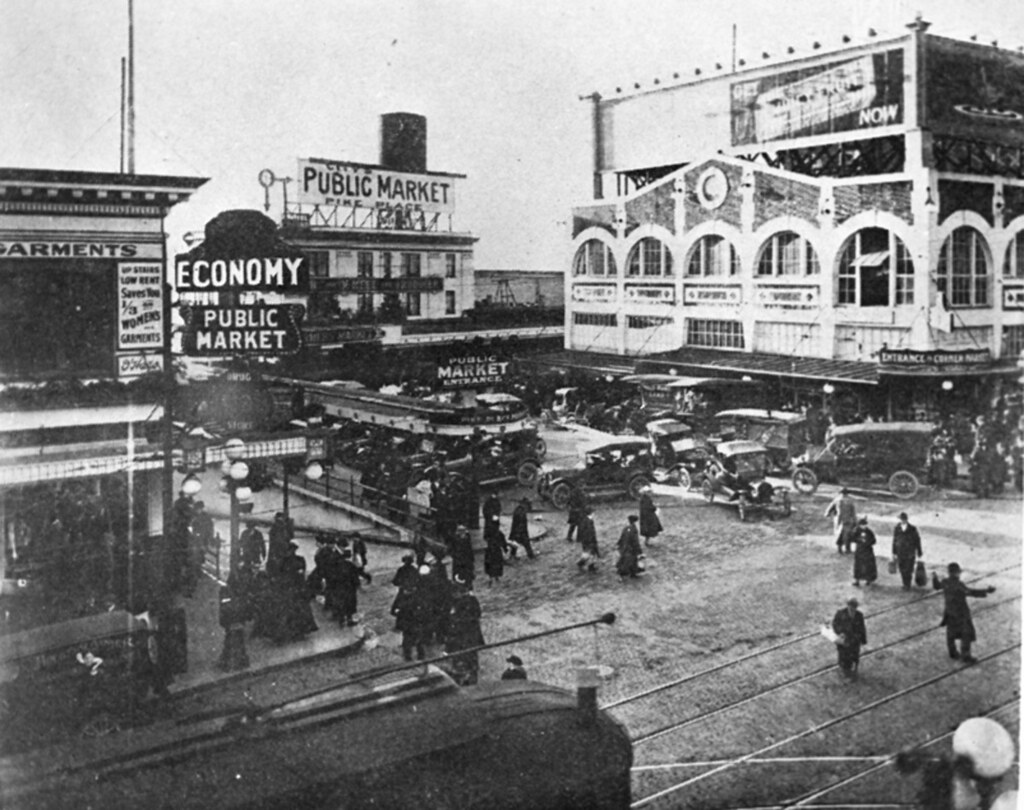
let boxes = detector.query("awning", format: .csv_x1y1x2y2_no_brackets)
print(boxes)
519,350,637,378
637,347,880,385
851,250,889,268
0,404,163,434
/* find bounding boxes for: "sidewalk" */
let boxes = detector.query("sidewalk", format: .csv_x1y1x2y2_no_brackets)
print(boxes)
166,486,549,697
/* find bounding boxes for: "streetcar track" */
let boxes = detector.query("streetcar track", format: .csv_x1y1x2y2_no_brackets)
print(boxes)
629,642,1021,808
603,562,1021,713
624,593,1020,746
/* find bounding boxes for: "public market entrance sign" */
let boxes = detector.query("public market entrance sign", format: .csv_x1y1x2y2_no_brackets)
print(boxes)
877,347,992,374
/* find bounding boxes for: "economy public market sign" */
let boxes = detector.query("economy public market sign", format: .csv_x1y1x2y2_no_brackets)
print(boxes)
173,256,308,293
180,305,305,355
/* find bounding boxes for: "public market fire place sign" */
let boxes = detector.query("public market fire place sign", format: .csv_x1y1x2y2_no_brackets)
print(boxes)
174,210,309,356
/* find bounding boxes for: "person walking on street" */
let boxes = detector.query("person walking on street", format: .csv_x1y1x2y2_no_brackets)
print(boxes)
391,573,429,662
638,486,662,548
501,654,528,680
932,562,996,664
450,524,475,587
267,512,294,577
616,515,644,579
576,506,600,573
445,579,485,685
566,484,589,543
239,519,266,573
482,492,502,538
891,512,923,590
509,497,536,559
483,525,505,586
831,597,867,679
852,517,877,587
391,553,418,591
825,488,858,554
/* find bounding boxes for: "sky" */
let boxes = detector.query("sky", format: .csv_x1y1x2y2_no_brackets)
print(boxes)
3,0,1024,270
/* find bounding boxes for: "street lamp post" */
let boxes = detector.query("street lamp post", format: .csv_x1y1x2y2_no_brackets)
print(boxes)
218,443,251,672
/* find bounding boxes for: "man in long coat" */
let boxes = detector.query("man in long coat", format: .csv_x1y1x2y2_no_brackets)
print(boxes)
638,486,662,547
891,511,923,590
450,524,475,587
509,497,535,559
575,507,600,573
825,488,857,553
831,597,867,678
932,562,995,663
566,484,589,543
444,581,485,685
616,514,644,579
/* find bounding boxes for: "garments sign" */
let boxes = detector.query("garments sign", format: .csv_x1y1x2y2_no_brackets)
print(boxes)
877,348,991,373
0,240,161,259
297,158,457,213
683,285,742,305
731,48,904,145
117,263,164,350
173,256,308,293
180,305,305,355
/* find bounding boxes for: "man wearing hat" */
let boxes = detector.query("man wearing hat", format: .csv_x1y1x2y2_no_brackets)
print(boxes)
391,553,418,591
576,506,600,573
932,563,996,664
891,512,923,590
831,597,867,678
509,497,536,559
501,655,527,681
825,487,858,554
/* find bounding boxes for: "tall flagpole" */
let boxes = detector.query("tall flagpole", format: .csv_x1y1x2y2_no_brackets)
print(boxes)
120,57,126,173
127,0,135,174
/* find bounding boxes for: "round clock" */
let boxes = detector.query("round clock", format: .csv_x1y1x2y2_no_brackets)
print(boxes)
696,167,729,210
258,168,276,188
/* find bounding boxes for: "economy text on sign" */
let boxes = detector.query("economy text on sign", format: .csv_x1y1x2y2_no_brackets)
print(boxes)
297,159,457,214
174,256,307,292
180,305,305,356
437,354,511,388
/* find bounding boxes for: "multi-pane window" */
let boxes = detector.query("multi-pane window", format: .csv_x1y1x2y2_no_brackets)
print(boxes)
406,293,421,317
573,312,617,326
686,319,744,348
445,290,456,315
837,228,914,307
756,232,819,276
445,253,457,278
1003,232,1024,278
401,253,421,277
627,315,673,329
381,252,393,278
306,250,330,279
937,227,989,307
357,251,373,278
687,235,738,276
1002,325,1024,358
627,237,673,277
573,240,617,277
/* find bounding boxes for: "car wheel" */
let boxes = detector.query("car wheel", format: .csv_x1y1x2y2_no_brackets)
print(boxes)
628,475,651,500
791,466,818,494
516,461,540,488
889,470,920,500
533,438,547,459
676,467,693,490
551,482,573,510
701,479,715,503
779,489,792,517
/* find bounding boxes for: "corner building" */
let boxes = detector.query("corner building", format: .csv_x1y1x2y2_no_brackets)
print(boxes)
568,20,1024,417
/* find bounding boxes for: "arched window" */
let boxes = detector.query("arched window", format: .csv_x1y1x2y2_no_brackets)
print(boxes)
687,235,738,277
937,226,990,307
573,239,617,277
1003,232,1024,278
756,232,820,276
837,228,914,307
626,237,673,277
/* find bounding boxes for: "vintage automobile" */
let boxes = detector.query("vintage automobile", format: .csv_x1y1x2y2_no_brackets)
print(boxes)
790,421,936,499
701,440,792,521
710,409,809,473
537,437,656,509
646,418,713,490
0,610,159,751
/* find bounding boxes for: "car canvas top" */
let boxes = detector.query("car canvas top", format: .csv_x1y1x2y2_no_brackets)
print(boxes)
830,421,936,437
715,409,805,423
716,440,770,457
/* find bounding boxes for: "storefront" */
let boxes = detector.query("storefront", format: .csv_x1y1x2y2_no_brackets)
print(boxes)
564,21,1024,418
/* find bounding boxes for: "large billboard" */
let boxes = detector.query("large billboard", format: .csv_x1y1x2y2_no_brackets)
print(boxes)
924,37,1024,148
297,158,458,213
730,49,904,146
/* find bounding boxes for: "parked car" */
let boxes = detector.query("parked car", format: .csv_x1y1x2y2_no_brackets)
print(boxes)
701,440,792,521
537,437,656,509
646,418,713,490
790,421,936,499
710,409,809,472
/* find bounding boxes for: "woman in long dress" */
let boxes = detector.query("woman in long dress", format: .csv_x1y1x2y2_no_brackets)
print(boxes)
852,518,878,587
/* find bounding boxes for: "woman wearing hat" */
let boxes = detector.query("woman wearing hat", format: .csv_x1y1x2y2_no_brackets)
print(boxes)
638,485,662,548
501,655,527,681
852,517,877,587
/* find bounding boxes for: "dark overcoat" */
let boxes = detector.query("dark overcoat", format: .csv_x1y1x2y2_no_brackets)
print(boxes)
638,493,662,538
934,576,989,641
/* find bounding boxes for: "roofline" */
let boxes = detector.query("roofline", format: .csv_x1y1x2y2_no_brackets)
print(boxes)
0,167,209,192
